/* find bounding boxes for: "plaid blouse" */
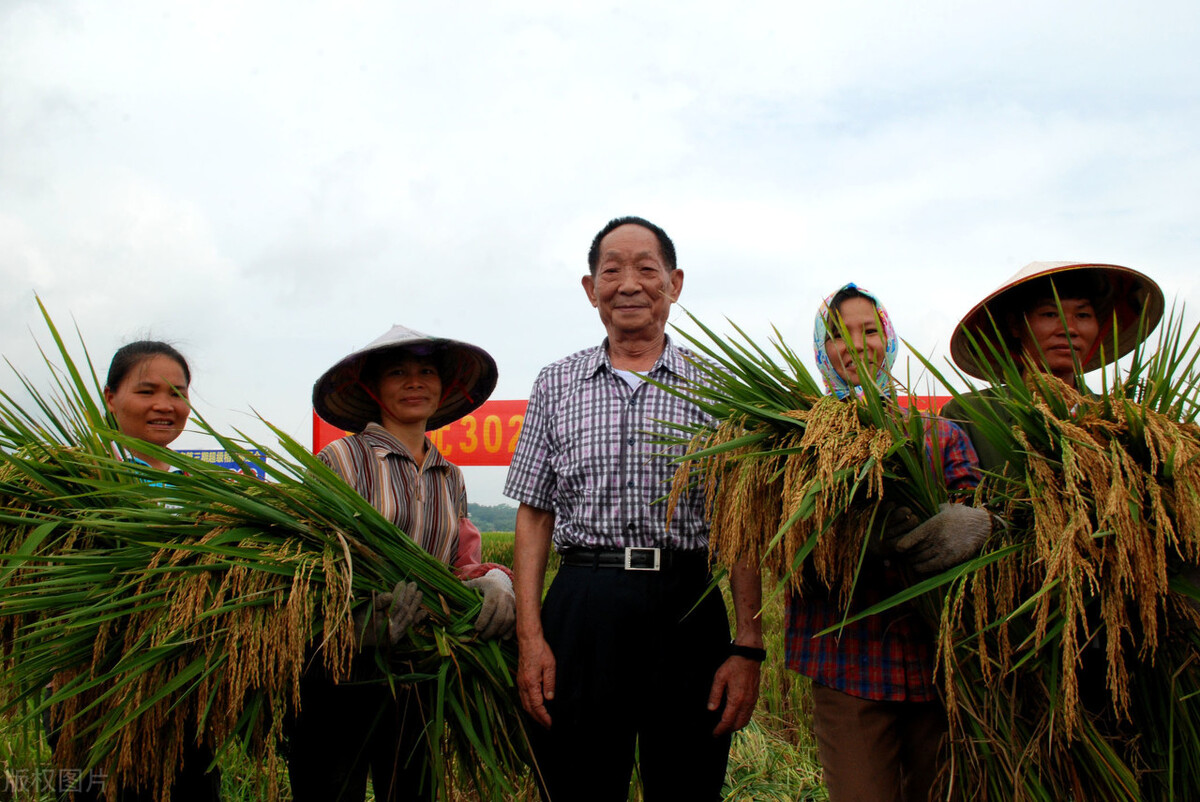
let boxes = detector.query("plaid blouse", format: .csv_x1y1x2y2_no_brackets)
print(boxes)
503,337,711,551
318,423,496,579
785,417,981,702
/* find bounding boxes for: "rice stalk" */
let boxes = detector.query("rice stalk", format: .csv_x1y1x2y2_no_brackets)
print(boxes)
0,305,530,800
658,304,1200,800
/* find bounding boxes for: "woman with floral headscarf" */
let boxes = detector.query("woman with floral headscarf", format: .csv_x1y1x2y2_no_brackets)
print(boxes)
787,283,988,802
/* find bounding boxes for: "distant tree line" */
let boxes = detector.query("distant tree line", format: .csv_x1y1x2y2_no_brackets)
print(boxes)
467,503,517,532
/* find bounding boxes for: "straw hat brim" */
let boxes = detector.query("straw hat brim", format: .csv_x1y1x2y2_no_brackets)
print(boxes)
313,325,497,434
950,261,1165,380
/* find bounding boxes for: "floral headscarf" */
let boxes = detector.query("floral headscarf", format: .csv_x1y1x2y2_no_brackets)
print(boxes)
813,282,899,398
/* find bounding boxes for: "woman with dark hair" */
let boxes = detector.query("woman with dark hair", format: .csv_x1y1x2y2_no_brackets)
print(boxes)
945,260,1165,471
787,283,985,802
292,324,515,802
50,340,221,801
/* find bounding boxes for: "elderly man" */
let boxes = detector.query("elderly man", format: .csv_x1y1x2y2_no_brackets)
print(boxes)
504,216,764,801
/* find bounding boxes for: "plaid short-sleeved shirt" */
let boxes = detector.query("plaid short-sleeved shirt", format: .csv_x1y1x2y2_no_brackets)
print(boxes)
785,416,981,702
503,337,712,551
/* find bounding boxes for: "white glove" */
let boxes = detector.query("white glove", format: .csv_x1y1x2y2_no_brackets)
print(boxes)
892,503,992,573
464,569,516,640
353,580,427,647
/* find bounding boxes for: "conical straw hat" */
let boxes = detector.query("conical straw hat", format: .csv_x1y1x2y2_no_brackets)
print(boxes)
313,325,497,433
950,261,1164,380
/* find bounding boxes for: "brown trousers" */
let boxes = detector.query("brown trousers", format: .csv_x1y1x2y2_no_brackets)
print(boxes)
811,683,947,802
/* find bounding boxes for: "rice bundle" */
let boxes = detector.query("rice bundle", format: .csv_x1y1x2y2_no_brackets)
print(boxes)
0,307,528,800
663,308,1200,800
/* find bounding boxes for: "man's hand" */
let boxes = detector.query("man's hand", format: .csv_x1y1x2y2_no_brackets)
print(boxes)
514,503,556,727
517,635,557,729
707,655,761,736
892,503,992,573
464,569,517,640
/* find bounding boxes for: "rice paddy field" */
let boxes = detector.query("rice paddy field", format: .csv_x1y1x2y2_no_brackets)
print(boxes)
0,532,824,801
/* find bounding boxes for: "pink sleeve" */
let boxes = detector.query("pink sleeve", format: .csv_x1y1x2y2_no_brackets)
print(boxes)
452,516,514,580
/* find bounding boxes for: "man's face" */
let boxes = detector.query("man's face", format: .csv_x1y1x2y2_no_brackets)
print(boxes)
1015,297,1100,380
582,224,683,338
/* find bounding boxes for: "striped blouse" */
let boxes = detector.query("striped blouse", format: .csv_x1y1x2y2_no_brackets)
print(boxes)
317,422,493,577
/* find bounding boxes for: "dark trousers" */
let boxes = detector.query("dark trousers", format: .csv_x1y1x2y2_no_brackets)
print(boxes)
527,559,733,802
46,718,220,802
285,665,432,802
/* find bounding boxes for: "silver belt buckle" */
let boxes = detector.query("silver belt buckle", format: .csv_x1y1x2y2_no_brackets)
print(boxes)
624,546,661,571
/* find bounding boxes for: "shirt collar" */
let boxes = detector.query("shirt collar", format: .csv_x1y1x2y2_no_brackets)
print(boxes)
586,334,686,380
361,422,450,470
127,454,184,474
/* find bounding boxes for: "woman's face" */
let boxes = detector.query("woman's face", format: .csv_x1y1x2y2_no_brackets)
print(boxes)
374,356,443,431
824,296,887,387
103,354,191,448
1015,297,1100,381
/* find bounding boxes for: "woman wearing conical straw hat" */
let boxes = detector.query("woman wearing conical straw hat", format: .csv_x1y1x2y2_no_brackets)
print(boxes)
944,261,1165,472
786,283,988,802
290,325,515,802
940,261,1181,777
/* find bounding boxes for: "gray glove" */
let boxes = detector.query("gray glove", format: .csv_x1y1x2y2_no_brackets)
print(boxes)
385,580,427,642
866,503,922,556
892,503,992,573
464,569,516,640
354,580,427,647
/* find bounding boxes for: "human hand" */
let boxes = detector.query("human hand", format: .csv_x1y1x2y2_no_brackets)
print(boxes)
353,581,426,647
892,502,992,573
386,580,426,642
866,503,922,556
517,635,556,729
464,569,516,640
707,654,761,736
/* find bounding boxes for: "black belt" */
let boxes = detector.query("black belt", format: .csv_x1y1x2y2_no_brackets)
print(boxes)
559,547,707,572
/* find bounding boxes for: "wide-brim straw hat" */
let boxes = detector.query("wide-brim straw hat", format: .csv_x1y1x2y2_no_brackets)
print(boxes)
950,261,1164,380
313,325,497,433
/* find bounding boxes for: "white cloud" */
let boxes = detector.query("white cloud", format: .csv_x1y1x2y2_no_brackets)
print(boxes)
2,0,1199,502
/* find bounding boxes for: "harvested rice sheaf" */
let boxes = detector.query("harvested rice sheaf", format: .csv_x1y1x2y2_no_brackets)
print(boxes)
664,314,1200,800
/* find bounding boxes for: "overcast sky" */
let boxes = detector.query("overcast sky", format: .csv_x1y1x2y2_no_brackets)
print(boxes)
3,0,1199,504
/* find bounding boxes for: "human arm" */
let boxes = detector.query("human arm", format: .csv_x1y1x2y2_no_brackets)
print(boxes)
514,503,556,728
444,471,514,638
892,418,991,573
708,556,764,736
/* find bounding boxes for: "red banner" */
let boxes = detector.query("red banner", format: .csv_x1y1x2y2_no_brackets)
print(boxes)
312,400,528,467
312,395,952,467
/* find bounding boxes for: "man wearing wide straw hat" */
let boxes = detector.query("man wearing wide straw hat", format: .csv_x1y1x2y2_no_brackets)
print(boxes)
291,325,516,802
944,260,1164,471
504,216,764,801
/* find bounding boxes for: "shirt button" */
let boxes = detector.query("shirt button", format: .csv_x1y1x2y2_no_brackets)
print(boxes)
629,397,636,406
626,480,634,488
627,437,635,445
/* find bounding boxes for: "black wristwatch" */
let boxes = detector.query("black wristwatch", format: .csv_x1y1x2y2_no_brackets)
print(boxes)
729,641,767,662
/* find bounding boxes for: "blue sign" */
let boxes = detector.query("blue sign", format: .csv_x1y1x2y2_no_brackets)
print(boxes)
177,448,267,479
